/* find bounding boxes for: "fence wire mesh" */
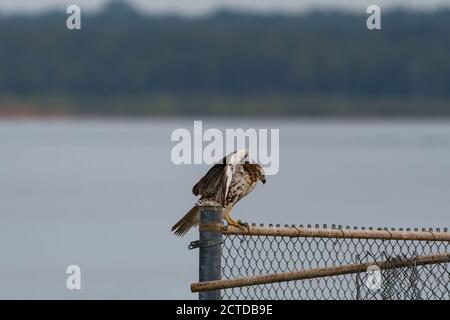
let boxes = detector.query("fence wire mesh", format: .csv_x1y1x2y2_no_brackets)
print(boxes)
221,225,450,300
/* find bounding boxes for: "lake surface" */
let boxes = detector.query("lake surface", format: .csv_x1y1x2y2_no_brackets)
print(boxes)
0,118,449,299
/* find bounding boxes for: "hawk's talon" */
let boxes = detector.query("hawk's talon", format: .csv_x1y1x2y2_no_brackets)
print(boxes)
225,215,248,230
237,220,250,230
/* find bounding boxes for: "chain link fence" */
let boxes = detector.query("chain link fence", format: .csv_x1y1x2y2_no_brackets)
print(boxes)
220,225,449,300
190,209,450,300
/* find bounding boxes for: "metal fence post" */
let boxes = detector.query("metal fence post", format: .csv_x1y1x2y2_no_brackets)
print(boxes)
199,206,223,300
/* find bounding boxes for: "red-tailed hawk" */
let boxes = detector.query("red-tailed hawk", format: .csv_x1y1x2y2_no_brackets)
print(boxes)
172,149,266,236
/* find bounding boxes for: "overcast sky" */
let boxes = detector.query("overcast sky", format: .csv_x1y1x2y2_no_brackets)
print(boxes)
1,0,450,15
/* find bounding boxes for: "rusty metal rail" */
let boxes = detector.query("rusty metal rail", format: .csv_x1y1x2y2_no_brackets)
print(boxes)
191,252,450,293
199,224,450,242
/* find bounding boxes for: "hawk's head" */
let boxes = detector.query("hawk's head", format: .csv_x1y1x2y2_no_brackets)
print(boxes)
257,165,266,184
245,161,266,184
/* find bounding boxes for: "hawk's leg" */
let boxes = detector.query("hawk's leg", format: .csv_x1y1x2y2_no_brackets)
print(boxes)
224,210,249,230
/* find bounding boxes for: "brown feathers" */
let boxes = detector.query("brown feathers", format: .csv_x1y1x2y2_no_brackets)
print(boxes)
172,150,266,236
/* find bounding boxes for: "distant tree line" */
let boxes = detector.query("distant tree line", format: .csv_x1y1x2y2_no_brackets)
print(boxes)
1,2,450,115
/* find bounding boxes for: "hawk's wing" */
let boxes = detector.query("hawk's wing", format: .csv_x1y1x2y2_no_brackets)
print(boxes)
192,163,225,195
192,163,230,206
192,150,247,206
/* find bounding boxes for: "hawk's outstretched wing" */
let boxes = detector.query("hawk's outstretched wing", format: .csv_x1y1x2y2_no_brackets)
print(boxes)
192,149,248,206
192,162,227,205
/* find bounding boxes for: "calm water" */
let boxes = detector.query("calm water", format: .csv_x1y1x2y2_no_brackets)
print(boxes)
0,119,449,299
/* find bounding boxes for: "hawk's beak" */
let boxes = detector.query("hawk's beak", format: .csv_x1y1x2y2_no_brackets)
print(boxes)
261,176,266,184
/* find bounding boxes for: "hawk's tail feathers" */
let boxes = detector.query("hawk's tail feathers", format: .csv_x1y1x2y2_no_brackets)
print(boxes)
172,206,199,237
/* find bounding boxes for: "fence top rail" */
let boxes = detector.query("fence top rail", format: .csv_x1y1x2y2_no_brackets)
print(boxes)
199,223,450,241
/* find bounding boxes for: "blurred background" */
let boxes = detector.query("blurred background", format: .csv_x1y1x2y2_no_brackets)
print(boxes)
0,0,449,299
